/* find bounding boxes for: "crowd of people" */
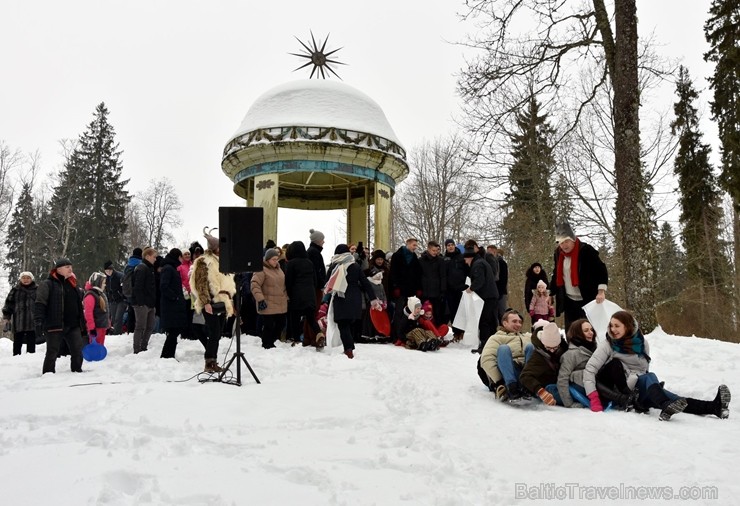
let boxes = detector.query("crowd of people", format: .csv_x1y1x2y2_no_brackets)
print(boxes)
0,221,732,421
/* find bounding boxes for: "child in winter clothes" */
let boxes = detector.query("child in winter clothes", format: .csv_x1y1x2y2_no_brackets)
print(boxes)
396,297,442,351
84,272,110,345
2,272,38,355
419,300,449,339
529,280,554,324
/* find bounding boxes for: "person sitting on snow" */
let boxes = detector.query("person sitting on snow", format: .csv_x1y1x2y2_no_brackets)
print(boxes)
477,309,534,400
519,321,568,405
419,300,449,340
394,296,442,352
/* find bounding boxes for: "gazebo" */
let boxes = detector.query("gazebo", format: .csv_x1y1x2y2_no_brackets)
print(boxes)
221,79,409,251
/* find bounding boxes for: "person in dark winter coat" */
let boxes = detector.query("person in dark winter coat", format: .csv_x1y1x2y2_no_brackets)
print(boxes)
389,238,422,341
307,229,327,287
583,311,731,420
285,240,325,348
524,262,549,319
419,241,447,327
464,247,499,352
550,222,609,330
159,248,187,359
103,261,125,335
494,247,509,322
35,258,86,374
130,247,158,354
2,272,38,355
394,296,443,351
444,239,467,338
320,244,381,358
519,322,568,405
363,250,391,337
123,247,143,332
83,272,110,345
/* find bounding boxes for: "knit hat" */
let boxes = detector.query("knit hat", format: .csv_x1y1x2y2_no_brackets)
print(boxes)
334,244,350,255
264,248,280,261
555,222,577,244
407,296,421,313
55,258,72,268
540,322,562,348
422,300,433,315
537,280,547,290
463,247,476,258
103,260,114,270
88,271,106,289
371,249,386,261
19,271,34,281
444,239,455,246
203,227,220,251
132,247,143,258
309,229,325,243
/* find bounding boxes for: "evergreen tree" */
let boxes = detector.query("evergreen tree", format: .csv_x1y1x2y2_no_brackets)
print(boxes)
654,222,686,303
552,173,572,226
502,94,556,258
47,103,130,279
4,182,45,282
671,66,730,290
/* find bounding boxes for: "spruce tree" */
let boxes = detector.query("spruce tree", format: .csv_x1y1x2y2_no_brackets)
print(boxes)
654,222,686,303
4,182,44,282
47,103,130,279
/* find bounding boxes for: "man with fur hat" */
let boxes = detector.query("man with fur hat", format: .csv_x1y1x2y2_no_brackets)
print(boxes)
550,222,608,330
2,271,38,355
519,321,568,405
35,258,86,374
190,227,236,372
463,246,499,352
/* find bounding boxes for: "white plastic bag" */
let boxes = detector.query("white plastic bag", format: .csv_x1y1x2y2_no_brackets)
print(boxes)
453,290,484,347
325,297,342,353
583,298,623,341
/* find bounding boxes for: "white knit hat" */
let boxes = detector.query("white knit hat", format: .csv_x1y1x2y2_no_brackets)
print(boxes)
407,296,421,313
19,271,34,281
540,322,562,348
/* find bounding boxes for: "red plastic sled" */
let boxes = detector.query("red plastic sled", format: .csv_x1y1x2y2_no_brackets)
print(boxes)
370,307,391,337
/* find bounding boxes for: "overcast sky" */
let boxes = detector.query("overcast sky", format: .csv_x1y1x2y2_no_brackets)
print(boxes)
0,0,718,260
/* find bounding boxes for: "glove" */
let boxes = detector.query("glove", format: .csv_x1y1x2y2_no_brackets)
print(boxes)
317,303,329,319
529,310,535,317
537,388,556,406
257,300,267,311
89,329,97,337
587,391,604,412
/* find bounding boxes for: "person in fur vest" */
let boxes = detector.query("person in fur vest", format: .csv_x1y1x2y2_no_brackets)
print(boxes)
2,272,38,355
519,321,568,405
251,247,288,349
529,280,555,324
84,272,110,345
190,228,236,373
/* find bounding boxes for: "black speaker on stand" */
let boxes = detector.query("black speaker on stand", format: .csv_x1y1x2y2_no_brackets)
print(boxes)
213,207,265,386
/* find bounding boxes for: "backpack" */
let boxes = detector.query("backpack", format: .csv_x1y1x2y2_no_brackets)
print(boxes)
121,265,136,299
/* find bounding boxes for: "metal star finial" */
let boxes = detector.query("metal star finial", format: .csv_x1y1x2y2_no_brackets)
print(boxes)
290,31,346,79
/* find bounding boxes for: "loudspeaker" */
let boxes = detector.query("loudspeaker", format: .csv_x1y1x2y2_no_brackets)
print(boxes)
218,207,264,273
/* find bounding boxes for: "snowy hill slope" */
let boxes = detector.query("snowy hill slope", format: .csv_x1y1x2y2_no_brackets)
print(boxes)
0,327,737,506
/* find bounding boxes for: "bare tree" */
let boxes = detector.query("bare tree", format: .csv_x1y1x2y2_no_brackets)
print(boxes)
122,200,149,253
136,178,183,250
0,141,22,232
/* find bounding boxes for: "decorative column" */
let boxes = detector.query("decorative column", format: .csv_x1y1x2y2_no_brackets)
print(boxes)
373,181,392,252
253,173,279,244
347,191,368,247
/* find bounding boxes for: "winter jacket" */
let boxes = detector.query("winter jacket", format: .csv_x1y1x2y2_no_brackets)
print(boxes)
34,270,85,332
444,249,467,293
524,263,549,311
550,242,608,317
105,270,124,303
190,251,237,317
519,333,568,395
329,262,377,321
307,242,327,288
485,252,500,282
419,251,447,299
177,258,192,294
84,286,110,331
496,256,508,296
285,241,317,312
389,246,422,297
251,261,288,315
468,256,499,300
582,333,651,395
364,262,390,301
557,341,595,407
479,329,532,385
131,259,156,308
159,255,187,329
2,282,37,332
529,291,553,317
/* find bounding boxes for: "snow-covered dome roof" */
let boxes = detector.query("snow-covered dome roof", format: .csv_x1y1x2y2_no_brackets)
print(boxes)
229,80,402,147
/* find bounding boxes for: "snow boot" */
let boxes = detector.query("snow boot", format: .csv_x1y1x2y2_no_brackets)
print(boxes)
506,382,523,401
344,349,354,359
315,332,326,349
648,384,686,421
596,382,631,410
204,359,223,373
684,385,731,419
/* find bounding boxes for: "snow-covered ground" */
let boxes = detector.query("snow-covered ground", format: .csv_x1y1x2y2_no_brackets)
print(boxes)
0,327,737,506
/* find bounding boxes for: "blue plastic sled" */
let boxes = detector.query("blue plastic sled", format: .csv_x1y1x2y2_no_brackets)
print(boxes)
569,386,613,411
82,340,107,362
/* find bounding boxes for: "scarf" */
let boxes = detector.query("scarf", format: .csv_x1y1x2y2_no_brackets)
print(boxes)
556,238,581,288
610,332,646,356
324,252,355,298
570,335,596,353
403,246,414,264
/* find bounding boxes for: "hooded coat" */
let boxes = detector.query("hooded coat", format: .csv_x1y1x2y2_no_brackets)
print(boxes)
285,241,317,311
159,252,187,329
519,333,568,395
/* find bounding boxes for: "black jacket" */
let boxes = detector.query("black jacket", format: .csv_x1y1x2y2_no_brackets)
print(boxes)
131,259,157,308
519,334,568,394
307,242,327,288
445,249,467,293
419,251,447,298
550,242,609,317
285,241,317,311
159,255,187,329
105,270,124,303
390,246,422,297
34,271,85,332
496,256,508,296
2,282,37,332
469,257,499,300
330,263,376,321
524,263,549,310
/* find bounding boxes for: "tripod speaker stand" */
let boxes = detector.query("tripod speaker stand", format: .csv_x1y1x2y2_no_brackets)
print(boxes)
217,289,260,386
